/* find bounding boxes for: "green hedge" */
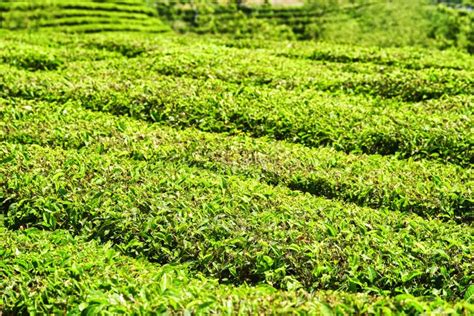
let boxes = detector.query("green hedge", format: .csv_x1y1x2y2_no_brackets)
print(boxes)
0,60,471,166
2,227,473,314
0,98,471,221
1,142,473,298
0,27,471,313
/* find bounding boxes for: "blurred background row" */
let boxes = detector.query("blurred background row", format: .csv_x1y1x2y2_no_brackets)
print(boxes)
1,0,473,52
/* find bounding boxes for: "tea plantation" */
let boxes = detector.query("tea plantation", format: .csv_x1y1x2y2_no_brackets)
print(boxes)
0,0,473,314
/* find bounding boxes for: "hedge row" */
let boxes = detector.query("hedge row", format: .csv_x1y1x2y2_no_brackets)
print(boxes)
0,1,156,15
0,8,153,23
1,33,472,100
61,37,473,101
0,98,471,220
1,142,473,299
47,31,474,70
35,17,162,28
1,23,472,70
0,63,471,166
131,48,474,101
1,32,472,101
2,227,473,314
0,42,125,71
213,37,474,71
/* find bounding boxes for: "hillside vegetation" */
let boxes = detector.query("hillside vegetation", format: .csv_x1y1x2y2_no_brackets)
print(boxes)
160,0,474,53
0,0,473,314
0,0,170,32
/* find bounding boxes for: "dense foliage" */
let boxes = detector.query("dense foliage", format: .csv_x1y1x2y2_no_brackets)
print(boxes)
0,0,170,32
158,0,474,53
0,1,473,314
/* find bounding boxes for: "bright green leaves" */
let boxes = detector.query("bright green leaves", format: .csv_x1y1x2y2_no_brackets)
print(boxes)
1,228,472,314
0,33,472,165
465,285,474,302
1,98,471,220
1,142,472,300
0,28,472,314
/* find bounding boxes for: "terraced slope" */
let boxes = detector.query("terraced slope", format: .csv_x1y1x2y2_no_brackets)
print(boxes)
0,30,473,313
0,0,170,33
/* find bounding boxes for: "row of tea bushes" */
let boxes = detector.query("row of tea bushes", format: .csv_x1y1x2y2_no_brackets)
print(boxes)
1,142,473,298
0,98,471,221
2,227,473,314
